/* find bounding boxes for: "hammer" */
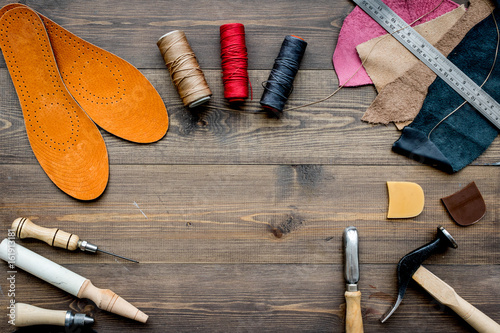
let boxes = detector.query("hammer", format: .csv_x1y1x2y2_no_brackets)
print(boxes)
381,226,500,332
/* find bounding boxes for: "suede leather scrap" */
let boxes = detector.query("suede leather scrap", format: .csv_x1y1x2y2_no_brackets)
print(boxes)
356,6,466,93
393,7,500,173
0,4,169,200
0,3,169,143
0,6,109,200
362,0,494,126
333,0,459,87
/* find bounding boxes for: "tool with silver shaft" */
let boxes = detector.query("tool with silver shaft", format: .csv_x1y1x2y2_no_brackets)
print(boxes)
10,303,94,327
12,218,138,263
353,0,500,130
343,226,363,333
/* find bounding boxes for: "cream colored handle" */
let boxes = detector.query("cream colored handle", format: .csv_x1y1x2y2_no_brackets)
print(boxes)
14,303,66,327
0,239,86,296
413,266,500,333
345,290,363,333
12,217,80,251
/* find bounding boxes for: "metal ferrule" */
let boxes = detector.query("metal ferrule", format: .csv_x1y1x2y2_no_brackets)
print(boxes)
78,240,98,253
346,283,358,292
65,311,94,327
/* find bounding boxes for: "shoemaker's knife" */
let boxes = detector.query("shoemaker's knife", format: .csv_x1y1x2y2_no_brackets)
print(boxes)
343,226,363,333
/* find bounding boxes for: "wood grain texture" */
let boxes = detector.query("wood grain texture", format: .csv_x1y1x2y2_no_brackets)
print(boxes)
0,264,498,333
0,164,498,265
1,69,499,166
0,0,497,332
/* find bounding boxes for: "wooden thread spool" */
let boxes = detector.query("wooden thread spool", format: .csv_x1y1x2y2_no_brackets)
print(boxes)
157,30,212,108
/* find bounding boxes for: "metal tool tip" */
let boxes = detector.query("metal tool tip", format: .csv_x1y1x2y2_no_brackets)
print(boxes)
380,294,403,323
437,226,458,249
96,248,139,263
84,315,94,326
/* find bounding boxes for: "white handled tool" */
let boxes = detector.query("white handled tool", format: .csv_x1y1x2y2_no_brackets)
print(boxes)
0,239,148,323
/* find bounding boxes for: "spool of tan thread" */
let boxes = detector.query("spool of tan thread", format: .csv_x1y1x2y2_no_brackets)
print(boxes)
157,30,212,108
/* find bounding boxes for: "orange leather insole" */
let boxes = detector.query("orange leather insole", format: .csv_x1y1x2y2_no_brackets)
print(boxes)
0,7,109,200
1,3,169,143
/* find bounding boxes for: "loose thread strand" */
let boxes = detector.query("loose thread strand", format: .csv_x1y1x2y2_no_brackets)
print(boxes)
284,0,447,112
428,3,499,138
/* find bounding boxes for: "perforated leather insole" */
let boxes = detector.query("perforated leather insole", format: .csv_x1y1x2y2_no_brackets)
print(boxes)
1,3,168,143
0,7,109,200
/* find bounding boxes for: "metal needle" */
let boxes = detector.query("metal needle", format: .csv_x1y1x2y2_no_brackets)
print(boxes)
96,248,139,263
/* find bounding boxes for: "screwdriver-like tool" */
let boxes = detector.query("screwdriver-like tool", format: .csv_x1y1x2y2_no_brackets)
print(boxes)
12,303,94,328
12,217,138,263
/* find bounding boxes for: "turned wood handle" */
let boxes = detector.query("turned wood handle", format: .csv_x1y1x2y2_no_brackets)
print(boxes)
413,266,500,333
78,280,148,323
345,290,363,333
12,217,80,251
0,239,147,323
14,303,67,327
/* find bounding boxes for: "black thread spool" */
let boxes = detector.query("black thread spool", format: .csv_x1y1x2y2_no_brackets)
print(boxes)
260,35,307,118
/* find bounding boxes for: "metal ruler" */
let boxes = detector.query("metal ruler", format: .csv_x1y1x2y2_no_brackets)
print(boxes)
353,0,500,130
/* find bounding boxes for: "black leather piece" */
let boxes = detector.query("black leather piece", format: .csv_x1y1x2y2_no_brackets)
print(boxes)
392,127,453,173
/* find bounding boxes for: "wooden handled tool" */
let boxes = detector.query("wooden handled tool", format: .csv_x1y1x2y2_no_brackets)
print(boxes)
0,239,148,323
413,266,500,333
12,218,138,263
11,303,94,327
343,227,363,333
381,227,500,332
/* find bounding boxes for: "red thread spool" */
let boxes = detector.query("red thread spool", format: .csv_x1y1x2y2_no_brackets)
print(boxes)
220,23,250,103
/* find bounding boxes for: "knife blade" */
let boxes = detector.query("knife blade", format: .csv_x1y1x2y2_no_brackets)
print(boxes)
343,226,363,333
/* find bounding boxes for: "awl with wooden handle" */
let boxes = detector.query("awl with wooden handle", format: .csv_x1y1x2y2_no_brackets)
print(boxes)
10,303,94,327
0,239,148,323
12,217,138,263
343,226,363,333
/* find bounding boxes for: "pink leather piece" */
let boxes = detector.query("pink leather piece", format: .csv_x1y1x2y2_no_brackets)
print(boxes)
333,0,459,87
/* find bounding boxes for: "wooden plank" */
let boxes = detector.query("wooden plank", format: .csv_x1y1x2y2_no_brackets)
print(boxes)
1,164,498,265
0,0,351,70
0,264,498,332
1,69,500,166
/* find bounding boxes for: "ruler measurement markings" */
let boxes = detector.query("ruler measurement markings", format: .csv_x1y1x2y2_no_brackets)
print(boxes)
356,0,500,127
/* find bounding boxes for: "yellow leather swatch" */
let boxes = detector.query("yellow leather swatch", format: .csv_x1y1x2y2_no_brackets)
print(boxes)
0,7,109,200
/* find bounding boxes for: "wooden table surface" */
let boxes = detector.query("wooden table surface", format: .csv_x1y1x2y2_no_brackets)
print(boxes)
0,0,498,332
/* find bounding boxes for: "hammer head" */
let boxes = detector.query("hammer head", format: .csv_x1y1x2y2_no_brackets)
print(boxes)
380,226,457,323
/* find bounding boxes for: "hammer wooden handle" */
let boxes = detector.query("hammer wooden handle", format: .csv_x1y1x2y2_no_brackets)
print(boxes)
345,291,363,333
413,266,500,333
12,218,80,251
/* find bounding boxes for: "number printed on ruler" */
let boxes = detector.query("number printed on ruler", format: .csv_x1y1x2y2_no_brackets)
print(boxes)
354,0,500,130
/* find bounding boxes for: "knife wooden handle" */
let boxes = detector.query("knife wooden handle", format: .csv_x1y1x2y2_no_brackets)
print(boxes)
413,266,500,333
345,290,363,333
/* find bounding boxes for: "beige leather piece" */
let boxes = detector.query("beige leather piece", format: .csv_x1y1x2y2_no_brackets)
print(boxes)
2,3,168,143
0,7,109,200
357,6,466,94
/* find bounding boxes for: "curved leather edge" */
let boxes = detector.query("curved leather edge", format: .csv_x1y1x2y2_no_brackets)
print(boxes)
0,6,109,201
392,127,454,173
